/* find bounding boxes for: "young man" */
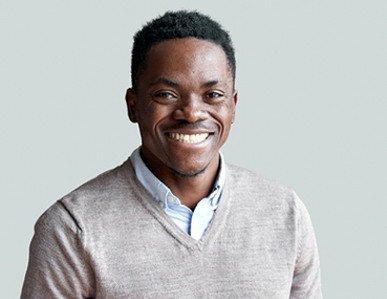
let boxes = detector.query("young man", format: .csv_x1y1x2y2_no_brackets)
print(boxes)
22,11,322,298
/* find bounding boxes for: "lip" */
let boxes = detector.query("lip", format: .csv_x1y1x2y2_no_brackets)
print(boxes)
165,131,214,146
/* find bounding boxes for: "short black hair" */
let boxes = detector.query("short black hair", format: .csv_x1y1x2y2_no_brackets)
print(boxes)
131,10,236,88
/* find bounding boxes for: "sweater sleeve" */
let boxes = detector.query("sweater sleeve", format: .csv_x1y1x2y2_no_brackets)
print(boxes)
21,201,94,299
290,195,323,299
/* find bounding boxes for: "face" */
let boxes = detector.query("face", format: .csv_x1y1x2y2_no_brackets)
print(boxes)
126,38,237,180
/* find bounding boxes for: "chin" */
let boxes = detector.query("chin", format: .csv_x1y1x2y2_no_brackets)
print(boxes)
168,165,207,178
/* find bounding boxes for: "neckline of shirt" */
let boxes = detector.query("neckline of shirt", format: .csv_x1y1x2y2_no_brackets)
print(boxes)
129,146,226,211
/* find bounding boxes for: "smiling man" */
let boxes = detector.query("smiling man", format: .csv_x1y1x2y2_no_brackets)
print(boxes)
22,11,322,298
126,36,237,211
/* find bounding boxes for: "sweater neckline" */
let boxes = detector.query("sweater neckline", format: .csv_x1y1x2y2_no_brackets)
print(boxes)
122,158,233,250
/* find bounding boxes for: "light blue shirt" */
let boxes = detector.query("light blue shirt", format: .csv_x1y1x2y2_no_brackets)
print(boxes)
130,147,225,240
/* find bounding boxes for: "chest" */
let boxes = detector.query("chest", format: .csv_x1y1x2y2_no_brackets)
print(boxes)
86,212,297,299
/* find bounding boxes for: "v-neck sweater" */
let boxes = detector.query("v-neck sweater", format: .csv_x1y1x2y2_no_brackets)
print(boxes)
129,147,226,240
21,159,322,299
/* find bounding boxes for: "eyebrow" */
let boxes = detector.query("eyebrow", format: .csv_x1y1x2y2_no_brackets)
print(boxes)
201,79,221,88
149,78,180,88
149,78,222,88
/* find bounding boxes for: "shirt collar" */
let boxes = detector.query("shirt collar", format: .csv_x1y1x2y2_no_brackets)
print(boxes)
129,147,226,208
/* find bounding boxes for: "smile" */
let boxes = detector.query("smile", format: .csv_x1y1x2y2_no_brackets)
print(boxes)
168,132,210,144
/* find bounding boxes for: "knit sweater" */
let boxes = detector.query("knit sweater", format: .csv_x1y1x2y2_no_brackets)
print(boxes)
21,159,322,298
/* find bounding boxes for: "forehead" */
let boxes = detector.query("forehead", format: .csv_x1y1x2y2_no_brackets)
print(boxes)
138,38,233,85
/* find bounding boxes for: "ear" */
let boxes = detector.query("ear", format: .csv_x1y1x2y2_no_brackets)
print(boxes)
125,88,138,123
231,90,238,124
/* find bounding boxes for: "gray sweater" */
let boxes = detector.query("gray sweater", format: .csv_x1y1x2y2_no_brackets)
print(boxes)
21,160,322,298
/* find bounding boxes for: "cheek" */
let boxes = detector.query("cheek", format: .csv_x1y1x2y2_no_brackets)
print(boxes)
138,104,172,133
213,105,235,128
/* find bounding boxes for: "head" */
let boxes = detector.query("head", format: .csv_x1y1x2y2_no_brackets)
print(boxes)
131,10,236,90
126,11,237,182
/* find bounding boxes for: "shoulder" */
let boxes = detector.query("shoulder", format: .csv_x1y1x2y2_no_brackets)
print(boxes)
49,159,141,229
67,159,132,198
226,163,293,197
61,159,134,204
225,163,304,213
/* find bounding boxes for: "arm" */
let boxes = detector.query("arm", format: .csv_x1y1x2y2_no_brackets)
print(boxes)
21,202,94,299
290,196,323,299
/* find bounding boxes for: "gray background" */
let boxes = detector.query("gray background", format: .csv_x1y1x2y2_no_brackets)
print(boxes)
1,0,386,298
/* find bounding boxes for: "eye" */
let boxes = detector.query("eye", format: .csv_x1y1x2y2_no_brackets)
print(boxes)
206,91,224,100
153,91,178,103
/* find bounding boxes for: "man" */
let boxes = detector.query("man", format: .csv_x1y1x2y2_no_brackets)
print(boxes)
21,10,322,298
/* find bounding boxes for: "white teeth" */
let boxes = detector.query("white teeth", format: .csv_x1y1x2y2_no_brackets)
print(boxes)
169,133,209,144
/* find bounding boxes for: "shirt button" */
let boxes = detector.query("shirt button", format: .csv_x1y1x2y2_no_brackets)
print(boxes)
167,195,175,204
158,201,165,209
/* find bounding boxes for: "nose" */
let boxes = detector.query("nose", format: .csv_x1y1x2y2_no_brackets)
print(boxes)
173,94,207,123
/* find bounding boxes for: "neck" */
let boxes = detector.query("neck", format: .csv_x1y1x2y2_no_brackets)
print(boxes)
140,148,220,210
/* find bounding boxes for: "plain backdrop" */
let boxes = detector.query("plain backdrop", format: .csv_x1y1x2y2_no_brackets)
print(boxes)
1,0,386,298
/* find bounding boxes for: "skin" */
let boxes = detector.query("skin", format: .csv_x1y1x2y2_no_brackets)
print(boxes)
126,38,237,210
